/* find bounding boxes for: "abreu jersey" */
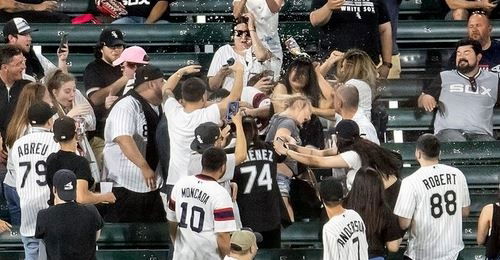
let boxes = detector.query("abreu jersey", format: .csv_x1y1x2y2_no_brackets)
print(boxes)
10,128,59,236
394,164,470,260
323,209,369,260
167,174,237,260
233,142,281,232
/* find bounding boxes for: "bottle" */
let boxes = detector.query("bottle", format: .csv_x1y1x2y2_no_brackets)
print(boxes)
285,37,310,58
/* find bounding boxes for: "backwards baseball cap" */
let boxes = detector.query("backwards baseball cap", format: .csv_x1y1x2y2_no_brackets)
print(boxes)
112,46,149,66
3,18,38,37
335,119,360,141
190,122,221,153
320,177,347,203
134,65,164,87
53,116,76,142
99,28,125,47
53,169,77,201
28,102,56,126
230,229,263,252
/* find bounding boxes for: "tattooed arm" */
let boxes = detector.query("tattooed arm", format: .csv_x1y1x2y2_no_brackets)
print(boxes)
0,0,58,13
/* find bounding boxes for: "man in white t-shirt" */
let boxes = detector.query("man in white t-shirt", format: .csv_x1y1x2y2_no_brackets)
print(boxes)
394,134,470,260
167,147,237,259
163,62,244,199
320,177,368,260
207,13,274,91
334,84,379,144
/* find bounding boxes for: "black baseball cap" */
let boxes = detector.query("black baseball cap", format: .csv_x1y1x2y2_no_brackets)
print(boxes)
28,102,56,126
99,28,125,47
3,18,38,37
335,119,360,141
190,122,221,153
53,116,76,142
53,169,77,201
320,177,347,203
134,65,164,87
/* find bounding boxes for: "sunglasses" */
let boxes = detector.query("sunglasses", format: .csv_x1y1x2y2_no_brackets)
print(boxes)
235,30,250,38
472,10,487,15
468,77,478,92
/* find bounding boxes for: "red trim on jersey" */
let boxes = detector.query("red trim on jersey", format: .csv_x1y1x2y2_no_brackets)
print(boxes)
214,207,235,221
168,199,176,211
195,174,217,182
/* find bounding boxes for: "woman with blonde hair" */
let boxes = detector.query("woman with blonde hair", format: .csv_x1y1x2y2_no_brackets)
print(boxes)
265,94,312,222
3,82,52,225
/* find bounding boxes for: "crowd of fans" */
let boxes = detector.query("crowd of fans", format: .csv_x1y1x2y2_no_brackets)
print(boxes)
0,0,499,259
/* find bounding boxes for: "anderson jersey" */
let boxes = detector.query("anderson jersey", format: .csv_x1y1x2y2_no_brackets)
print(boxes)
323,209,369,260
167,175,237,260
10,128,59,236
233,143,281,231
394,164,470,260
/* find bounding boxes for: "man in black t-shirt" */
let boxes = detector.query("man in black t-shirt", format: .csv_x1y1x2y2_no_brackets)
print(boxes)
112,0,174,24
46,116,116,206
35,169,103,260
310,0,393,78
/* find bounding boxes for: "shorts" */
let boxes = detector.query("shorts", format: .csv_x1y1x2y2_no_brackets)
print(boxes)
104,187,166,223
277,173,291,197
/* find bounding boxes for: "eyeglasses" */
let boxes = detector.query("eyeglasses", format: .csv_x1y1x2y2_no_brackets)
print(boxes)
106,45,124,51
235,30,250,38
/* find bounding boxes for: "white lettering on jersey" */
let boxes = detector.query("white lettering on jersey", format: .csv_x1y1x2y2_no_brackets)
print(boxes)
122,0,150,6
449,84,492,97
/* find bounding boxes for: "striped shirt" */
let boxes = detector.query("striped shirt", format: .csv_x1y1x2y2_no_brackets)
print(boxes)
323,209,369,260
11,128,59,236
167,174,237,260
104,96,162,193
394,164,470,260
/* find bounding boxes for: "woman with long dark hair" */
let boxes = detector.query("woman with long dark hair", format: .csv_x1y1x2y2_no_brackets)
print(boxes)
345,167,402,259
273,57,334,149
274,119,402,206
233,116,283,248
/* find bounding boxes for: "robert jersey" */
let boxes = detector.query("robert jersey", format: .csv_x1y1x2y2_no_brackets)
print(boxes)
10,128,59,236
394,164,470,260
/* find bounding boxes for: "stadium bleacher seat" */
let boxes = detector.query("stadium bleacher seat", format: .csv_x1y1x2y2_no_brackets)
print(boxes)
56,0,91,14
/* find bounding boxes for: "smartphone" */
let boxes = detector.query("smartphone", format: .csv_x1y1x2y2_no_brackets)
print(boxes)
58,33,69,53
226,101,239,123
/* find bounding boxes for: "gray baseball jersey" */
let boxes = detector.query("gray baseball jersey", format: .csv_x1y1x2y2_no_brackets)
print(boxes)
104,96,162,193
322,209,369,260
394,164,470,260
11,128,59,237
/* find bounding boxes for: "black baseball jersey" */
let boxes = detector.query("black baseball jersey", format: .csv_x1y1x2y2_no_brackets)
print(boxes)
234,142,283,232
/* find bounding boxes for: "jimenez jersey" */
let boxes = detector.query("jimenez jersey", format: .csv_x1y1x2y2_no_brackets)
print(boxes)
323,209,369,260
233,143,281,231
10,128,59,236
394,164,470,260
167,175,237,260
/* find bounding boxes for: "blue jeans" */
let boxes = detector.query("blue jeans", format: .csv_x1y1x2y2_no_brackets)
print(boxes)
22,236,46,260
370,257,385,260
112,16,168,24
3,184,20,226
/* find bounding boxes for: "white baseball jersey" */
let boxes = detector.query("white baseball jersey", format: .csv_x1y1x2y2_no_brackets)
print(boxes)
167,175,237,260
323,209,369,260
104,96,162,193
10,128,59,237
394,164,471,260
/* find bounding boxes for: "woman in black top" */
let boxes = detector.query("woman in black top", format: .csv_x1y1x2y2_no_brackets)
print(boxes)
345,167,403,259
478,200,500,259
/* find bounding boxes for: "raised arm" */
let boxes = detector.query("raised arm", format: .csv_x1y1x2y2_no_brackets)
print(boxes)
218,62,244,113
274,138,347,168
310,0,344,27
319,50,343,76
232,0,247,17
162,65,202,102
232,111,248,165
146,0,169,24
244,13,273,62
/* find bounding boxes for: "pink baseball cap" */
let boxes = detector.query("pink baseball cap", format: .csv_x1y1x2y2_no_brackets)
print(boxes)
113,46,149,66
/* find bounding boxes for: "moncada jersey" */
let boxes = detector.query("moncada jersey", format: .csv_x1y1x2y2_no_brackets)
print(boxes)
323,209,369,260
394,164,470,260
167,174,237,260
10,128,59,236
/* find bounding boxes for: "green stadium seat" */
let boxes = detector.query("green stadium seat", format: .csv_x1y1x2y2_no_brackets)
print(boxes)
401,166,500,190
255,248,322,260
57,0,91,13
378,79,425,101
97,223,169,248
281,221,322,247
382,141,500,165
458,246,487,260
45,53,214,77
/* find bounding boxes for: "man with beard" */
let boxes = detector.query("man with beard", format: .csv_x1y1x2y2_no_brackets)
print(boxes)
447,12,500,72
3,17,68,82
419,39,500,142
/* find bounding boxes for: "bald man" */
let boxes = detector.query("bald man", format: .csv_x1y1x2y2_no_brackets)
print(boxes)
333,84,380,144
447,12,500,72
